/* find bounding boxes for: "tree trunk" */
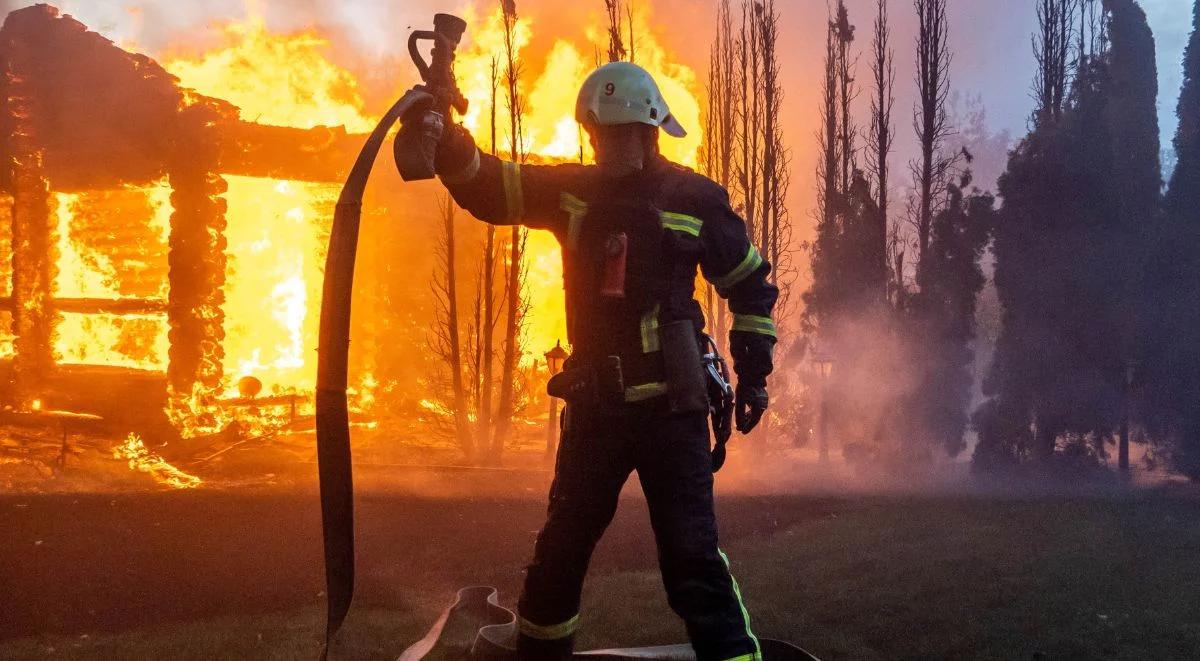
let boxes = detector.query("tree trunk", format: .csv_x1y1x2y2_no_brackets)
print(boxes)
493,228,522,462
869,0,894,304
493,1,526,464
442,196,472,458
913,0,951,284
479,227,496,456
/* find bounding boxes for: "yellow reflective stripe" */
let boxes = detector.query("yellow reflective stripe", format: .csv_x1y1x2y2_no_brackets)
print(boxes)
625,382,668,402
640,304,661,353
560,192,587,249
501,161,525,222
731,314,777,338
660,211,703,237
713,246,764,289
560,192,586,213
518,614,579,640
720,655,760,661
720,550,762,659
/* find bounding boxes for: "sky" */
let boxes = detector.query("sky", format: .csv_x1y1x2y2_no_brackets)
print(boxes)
2,0,1192,189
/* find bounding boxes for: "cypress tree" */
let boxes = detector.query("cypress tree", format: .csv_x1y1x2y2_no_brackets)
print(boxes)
911,179,994,458
1155,0,1200,479
974,0,1161,474
1167,0,1200,214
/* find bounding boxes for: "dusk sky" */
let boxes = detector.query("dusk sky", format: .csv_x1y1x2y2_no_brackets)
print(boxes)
7,0,1193,187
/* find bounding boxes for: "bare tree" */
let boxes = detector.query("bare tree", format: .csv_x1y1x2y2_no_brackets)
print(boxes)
803,2,842,336
737,0,763,239
493,0,529,464
606,0,628,62
910,0,957,284
626,1,637,63
820,7,840,241
1033,0,1079,123
472,57,502,456
833,1,858,193
429,194,473,457
1078,0,1103,62
866,0,895,304
758,0,790,297
702,0,739,350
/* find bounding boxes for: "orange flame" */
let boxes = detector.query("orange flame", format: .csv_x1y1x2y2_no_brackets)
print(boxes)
52,6,704,446
113,433,202,489
52,183,172,370
163,16,374,132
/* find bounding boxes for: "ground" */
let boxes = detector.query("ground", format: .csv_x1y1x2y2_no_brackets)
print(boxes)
2,466,1199,661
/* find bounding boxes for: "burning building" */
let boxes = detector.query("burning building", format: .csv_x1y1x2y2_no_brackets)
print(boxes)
0,4,373,444
0,2,705,476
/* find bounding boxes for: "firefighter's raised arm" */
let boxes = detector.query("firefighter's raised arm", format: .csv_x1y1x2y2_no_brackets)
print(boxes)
695,184,779,432
432,122,583,232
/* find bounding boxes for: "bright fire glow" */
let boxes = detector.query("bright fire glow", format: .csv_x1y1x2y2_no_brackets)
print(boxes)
45,5,703,448
456,5,702,166
220,177,335,396
113,433,202,489
161,7,700,381
52,185,172,371
163,16,374,132
453,4,704,357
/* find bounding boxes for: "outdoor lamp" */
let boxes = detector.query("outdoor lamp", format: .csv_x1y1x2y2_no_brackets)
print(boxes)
545,340,569,375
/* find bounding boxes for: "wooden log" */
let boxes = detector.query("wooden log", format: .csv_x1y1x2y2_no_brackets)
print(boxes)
215,120,363,183
50,298,168,315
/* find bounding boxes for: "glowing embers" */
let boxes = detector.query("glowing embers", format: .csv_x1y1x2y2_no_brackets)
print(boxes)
221,176,335,397
51,183,172,371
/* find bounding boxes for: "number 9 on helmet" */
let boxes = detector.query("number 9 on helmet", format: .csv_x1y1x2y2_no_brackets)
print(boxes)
575,61,687,138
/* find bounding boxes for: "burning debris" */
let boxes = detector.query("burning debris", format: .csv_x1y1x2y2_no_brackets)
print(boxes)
112,433,201,489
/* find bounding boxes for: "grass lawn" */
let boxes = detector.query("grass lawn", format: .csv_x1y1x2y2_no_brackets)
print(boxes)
2,482,1199,660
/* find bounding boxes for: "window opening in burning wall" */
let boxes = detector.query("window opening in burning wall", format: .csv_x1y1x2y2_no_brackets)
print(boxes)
51,182,172,371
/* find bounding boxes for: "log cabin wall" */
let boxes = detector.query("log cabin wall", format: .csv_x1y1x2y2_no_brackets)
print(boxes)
0,4,368,437
1,10,55,408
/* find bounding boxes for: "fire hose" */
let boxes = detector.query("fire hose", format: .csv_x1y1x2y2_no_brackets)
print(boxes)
316,12,818,661
316,14,467,658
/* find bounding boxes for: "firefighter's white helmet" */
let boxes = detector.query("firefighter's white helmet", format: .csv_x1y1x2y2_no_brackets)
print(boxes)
575,62,687,138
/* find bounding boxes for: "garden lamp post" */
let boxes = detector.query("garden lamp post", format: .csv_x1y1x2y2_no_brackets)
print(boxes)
544,340,569,462
812,353,835,463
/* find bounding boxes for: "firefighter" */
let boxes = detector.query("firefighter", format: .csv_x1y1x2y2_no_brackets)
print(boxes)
423,61,777,661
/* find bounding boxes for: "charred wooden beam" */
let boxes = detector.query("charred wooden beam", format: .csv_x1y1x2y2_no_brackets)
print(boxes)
216,121,363,183
1,17,56,407
0,297,168,314
166,104,226,399
53,297,168,315
0,5,191,192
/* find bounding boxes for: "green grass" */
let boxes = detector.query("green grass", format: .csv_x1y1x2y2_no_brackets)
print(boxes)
3,492,1199,660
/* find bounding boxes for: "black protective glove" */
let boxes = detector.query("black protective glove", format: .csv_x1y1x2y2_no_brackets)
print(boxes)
434,121,478,178
393,86,479,181
735,382,769,434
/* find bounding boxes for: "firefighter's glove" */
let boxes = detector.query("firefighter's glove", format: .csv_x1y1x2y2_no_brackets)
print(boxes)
435,122,479,181
735,383,769,434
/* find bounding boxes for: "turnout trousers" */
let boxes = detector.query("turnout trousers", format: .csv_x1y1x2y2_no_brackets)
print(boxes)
516,402,761,661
